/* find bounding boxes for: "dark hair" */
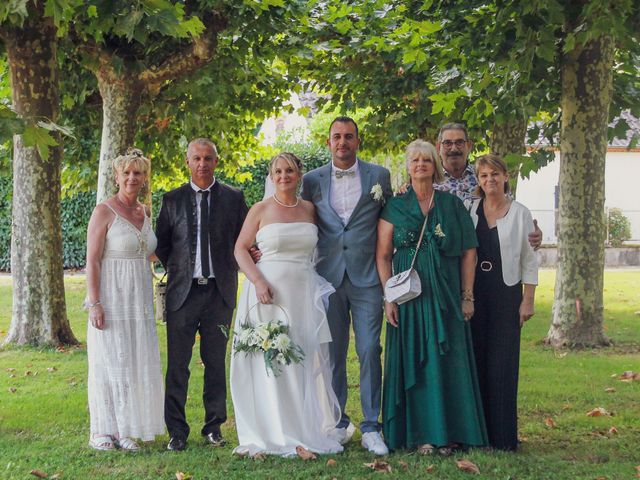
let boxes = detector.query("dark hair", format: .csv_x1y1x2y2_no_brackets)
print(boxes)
474,153,510,197
437,122,469,142
329,116,359,138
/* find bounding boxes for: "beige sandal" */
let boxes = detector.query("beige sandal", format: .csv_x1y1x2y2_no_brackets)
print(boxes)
115,437,140,451
89,435,115,451
437,446,453,456
417,443,435,455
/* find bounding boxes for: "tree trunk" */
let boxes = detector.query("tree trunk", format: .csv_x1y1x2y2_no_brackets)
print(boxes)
491,115,527,195
95,70,143,203
1,13,77,346
546,36,614,348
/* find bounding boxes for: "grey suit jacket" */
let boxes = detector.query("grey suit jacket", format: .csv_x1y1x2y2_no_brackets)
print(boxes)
301,160,392,288
155,182,248,312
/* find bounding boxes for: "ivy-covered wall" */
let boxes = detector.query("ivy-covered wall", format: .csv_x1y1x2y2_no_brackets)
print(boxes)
0,145,332,271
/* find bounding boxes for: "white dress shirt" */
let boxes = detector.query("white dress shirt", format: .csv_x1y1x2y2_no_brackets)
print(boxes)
191,179,216,278
330,161,361,225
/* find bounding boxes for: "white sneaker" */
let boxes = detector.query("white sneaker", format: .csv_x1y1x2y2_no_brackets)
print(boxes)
328,422,356,445
361,431,389,455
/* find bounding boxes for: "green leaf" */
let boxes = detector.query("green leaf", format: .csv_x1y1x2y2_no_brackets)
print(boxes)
563,32,576,53
44,0,81,27
22,125,58,160
0,105,25,143
37,120,75,139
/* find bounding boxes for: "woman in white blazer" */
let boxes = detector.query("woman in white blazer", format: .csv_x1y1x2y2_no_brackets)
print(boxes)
467,154,538,451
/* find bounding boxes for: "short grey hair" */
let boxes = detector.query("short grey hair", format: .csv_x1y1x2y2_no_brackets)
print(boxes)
437,123,469,142
187,138,218,158
405,139,444,184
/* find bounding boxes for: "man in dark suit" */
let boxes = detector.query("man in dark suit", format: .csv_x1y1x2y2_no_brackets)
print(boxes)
156,138,248,451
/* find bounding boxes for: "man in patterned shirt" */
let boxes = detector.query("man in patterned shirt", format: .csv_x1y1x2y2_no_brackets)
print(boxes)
434,123,478,201
434,122,542,246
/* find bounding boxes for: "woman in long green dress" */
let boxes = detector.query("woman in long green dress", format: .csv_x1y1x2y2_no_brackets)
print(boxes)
376,139,487,454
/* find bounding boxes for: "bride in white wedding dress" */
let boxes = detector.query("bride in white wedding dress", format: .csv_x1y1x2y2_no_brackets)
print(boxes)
231,153,343,457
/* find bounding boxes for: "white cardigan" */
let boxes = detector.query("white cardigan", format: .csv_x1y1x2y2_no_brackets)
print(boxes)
468,199,538,286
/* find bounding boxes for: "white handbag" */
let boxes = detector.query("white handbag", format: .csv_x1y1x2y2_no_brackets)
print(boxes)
384,193,432,305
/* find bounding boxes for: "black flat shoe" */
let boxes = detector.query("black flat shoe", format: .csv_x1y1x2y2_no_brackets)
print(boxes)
167,436,187,451
204,432,226,447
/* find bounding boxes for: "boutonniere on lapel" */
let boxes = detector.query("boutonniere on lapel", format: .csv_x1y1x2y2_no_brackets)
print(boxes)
434,223,446,238
370,183,385,204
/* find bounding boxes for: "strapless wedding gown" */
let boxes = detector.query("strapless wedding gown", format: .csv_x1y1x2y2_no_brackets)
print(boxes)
230,222,343,456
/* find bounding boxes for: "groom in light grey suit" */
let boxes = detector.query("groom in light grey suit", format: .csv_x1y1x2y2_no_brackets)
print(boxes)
301,117,392,455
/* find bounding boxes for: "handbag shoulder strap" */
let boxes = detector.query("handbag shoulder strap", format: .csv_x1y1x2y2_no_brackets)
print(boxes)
408,190,434,270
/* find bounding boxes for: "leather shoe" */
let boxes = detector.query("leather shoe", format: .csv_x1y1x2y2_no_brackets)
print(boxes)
167,436,187,451
204,432,226,447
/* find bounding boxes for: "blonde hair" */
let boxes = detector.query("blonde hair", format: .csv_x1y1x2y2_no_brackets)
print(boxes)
269,152,303,177
405,139,444,184
474,153,510,197
112,148,150,179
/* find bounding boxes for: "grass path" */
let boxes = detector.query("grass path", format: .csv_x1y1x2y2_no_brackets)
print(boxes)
0,270,639,479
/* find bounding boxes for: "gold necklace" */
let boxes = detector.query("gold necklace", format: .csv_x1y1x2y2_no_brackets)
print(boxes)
273,194,299,208
116,194,140,210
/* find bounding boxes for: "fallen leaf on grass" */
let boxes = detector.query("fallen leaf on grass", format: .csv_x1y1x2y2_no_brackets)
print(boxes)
24,371,33,376
9,374,15,378
364,459,392,473
604,387,616,393
398,460,408,471
175,472,192,480
47,367,57,373
456,459,480,474
587,407,611,417
295,446,316,461
50,474,60,479
326,459,337,467
425,464,435,473
635,465,640,478
56,346,66,353
544,417,557,428
9,387,16,393
6,368,15,372
619,371,640,382
595,476,608,480
608,426,618,435
252,453,266,461
30,470,48,478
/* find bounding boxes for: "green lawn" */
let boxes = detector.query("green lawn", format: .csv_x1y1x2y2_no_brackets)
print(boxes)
1,270,639,479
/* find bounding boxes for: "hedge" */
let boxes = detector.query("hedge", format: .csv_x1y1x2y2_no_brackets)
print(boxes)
0,144,332,271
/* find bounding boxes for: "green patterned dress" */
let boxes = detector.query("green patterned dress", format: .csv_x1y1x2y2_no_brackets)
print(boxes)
381,189,488,450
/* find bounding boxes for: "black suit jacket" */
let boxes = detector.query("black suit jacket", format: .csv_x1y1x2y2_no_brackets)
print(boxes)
155,182,248,312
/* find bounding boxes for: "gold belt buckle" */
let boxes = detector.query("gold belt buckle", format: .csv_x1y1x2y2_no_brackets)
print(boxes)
480,261,493,272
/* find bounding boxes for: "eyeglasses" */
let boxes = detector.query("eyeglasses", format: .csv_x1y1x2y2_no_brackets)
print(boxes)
441,139,467,149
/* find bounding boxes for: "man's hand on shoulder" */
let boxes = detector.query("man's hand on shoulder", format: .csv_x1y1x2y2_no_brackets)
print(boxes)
528,219,542,251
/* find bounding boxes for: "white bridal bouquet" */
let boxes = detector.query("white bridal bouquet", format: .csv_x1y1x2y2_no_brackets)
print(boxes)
234,320,304,377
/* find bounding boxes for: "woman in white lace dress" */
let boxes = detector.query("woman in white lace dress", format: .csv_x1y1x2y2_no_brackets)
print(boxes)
85,149,164,451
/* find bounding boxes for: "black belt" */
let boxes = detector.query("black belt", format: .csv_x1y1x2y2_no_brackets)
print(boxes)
193,277,214,286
